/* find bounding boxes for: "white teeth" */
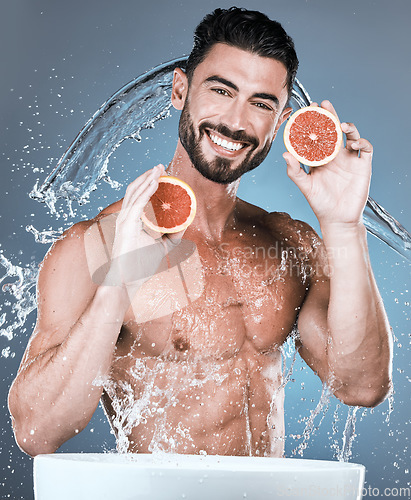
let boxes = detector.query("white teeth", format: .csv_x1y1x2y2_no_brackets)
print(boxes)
211,134,222,146
210,133,243,151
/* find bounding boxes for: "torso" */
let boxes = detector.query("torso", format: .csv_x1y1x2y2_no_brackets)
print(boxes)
92,199,313,456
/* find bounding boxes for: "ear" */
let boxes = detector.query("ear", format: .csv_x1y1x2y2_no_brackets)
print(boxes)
272,106,293,141
171,68,189,110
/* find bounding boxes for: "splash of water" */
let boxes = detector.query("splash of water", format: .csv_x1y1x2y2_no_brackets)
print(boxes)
292,381,333,457
29,56,411,261
0,254,38,346
362,199,410,261
279,327,299,389
336,406,359,462
94,358,233,455
1,57,407,461
29,57,186,214
25,224,62,244
385,393,394,424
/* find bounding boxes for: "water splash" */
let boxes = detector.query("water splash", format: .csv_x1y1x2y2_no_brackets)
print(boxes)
292,381,333,457
384,393,394,424
279,330,362,462
336,406,359,462
279,327,299,389
362,199,410,261
29,56,411,261
0,254,38,345
25,224,62,244
29,57,186,215
95,358,233,455
1,56,408,463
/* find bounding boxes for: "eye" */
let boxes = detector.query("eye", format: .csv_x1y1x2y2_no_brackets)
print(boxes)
212,88,230,96
253,102,272,111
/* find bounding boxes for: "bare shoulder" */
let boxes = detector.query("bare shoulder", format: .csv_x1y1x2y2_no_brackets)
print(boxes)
21,200,124,365
97,199,123,217
36,198,125,313
265,212,330,286
236,198,323,255
263,211,322,254
42,198,123,267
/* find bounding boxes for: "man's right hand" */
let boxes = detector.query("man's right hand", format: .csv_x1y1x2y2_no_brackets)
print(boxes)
112,164,165,260
103,164,186,288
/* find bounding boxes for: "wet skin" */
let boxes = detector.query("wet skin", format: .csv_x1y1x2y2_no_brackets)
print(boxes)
91,45,311,456
9,43,391,459
90,199,315,457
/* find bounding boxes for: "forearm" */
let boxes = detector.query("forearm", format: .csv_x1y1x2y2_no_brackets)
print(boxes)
320,222,392,404
9,283,129,455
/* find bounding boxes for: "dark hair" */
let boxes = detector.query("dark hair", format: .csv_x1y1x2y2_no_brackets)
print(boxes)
185,7,299,99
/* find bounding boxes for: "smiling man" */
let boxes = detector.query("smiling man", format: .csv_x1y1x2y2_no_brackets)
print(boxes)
9,7,392,458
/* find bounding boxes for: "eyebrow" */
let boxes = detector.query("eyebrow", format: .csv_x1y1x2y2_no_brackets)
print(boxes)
204,75,280,107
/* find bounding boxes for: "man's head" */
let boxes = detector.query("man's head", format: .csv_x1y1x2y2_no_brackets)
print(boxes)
172,7,299,184
186,7,298,102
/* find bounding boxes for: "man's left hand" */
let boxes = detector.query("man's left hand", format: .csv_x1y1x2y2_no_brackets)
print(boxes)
283,100,373,229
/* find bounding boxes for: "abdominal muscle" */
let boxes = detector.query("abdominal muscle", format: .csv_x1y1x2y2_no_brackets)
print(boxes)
97,220,301,458
101,344,285,457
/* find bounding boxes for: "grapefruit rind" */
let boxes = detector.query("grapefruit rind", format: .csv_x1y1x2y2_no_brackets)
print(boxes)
141,175,197,234
283,106,343,167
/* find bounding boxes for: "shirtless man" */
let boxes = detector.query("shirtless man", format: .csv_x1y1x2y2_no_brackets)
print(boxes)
8,7,392,458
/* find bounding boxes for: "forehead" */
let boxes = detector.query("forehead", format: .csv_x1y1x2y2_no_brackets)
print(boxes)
191,43,289,104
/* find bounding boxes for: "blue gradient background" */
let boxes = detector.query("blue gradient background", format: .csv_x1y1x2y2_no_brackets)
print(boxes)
0,1,409,498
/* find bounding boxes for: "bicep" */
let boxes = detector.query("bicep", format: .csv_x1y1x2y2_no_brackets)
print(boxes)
296,258,331,381
265,212,332,380
20,222,99,367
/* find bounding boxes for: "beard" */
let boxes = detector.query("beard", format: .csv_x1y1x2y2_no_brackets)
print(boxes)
178,100,273,184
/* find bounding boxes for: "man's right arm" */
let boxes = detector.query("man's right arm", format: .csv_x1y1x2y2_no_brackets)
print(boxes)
8,164,170,456
7,220,130,456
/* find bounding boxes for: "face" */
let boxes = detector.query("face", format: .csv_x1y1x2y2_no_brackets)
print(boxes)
174,43,292,184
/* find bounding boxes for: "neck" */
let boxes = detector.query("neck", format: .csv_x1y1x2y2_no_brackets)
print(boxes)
166,140,240,242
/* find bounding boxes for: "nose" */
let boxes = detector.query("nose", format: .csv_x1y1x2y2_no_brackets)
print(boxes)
220,98,248,131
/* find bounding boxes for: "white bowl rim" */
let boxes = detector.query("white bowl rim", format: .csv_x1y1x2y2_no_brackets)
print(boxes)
34,453,365,472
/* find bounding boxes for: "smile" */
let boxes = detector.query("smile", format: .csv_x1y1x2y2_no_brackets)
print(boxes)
206,129,248,153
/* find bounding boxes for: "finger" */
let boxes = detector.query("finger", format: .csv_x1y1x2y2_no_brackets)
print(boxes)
123,165,164,212
123,164,164,206
163,228,186,247
351,138,373,157
283,152,311,197
320,100,341,122
118,173,160,227
129,165,164,204
340,122,361,151
123,169,155,206
124,172,161,220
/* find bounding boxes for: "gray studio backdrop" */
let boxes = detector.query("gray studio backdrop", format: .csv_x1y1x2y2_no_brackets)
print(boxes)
1,1,409,498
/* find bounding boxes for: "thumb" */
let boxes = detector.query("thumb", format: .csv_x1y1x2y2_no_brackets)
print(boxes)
161,228,186,251
283,152,311,196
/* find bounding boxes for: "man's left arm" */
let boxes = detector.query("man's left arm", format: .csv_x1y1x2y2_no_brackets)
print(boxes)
284,100,393,407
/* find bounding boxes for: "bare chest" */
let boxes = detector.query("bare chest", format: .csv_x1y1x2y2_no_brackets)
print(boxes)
115,237,306,362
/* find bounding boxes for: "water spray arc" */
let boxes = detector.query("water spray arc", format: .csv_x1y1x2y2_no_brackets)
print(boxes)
30,56,411,261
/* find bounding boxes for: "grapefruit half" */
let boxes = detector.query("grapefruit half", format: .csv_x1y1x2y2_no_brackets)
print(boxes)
141,175,197,233
284,106,343,167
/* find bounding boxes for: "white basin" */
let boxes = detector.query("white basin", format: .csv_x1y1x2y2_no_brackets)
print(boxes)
34,453,365,499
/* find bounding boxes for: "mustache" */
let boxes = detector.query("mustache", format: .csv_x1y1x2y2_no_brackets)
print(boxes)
199,122,258,148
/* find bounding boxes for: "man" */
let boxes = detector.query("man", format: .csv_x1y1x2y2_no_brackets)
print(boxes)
8,7,392,458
